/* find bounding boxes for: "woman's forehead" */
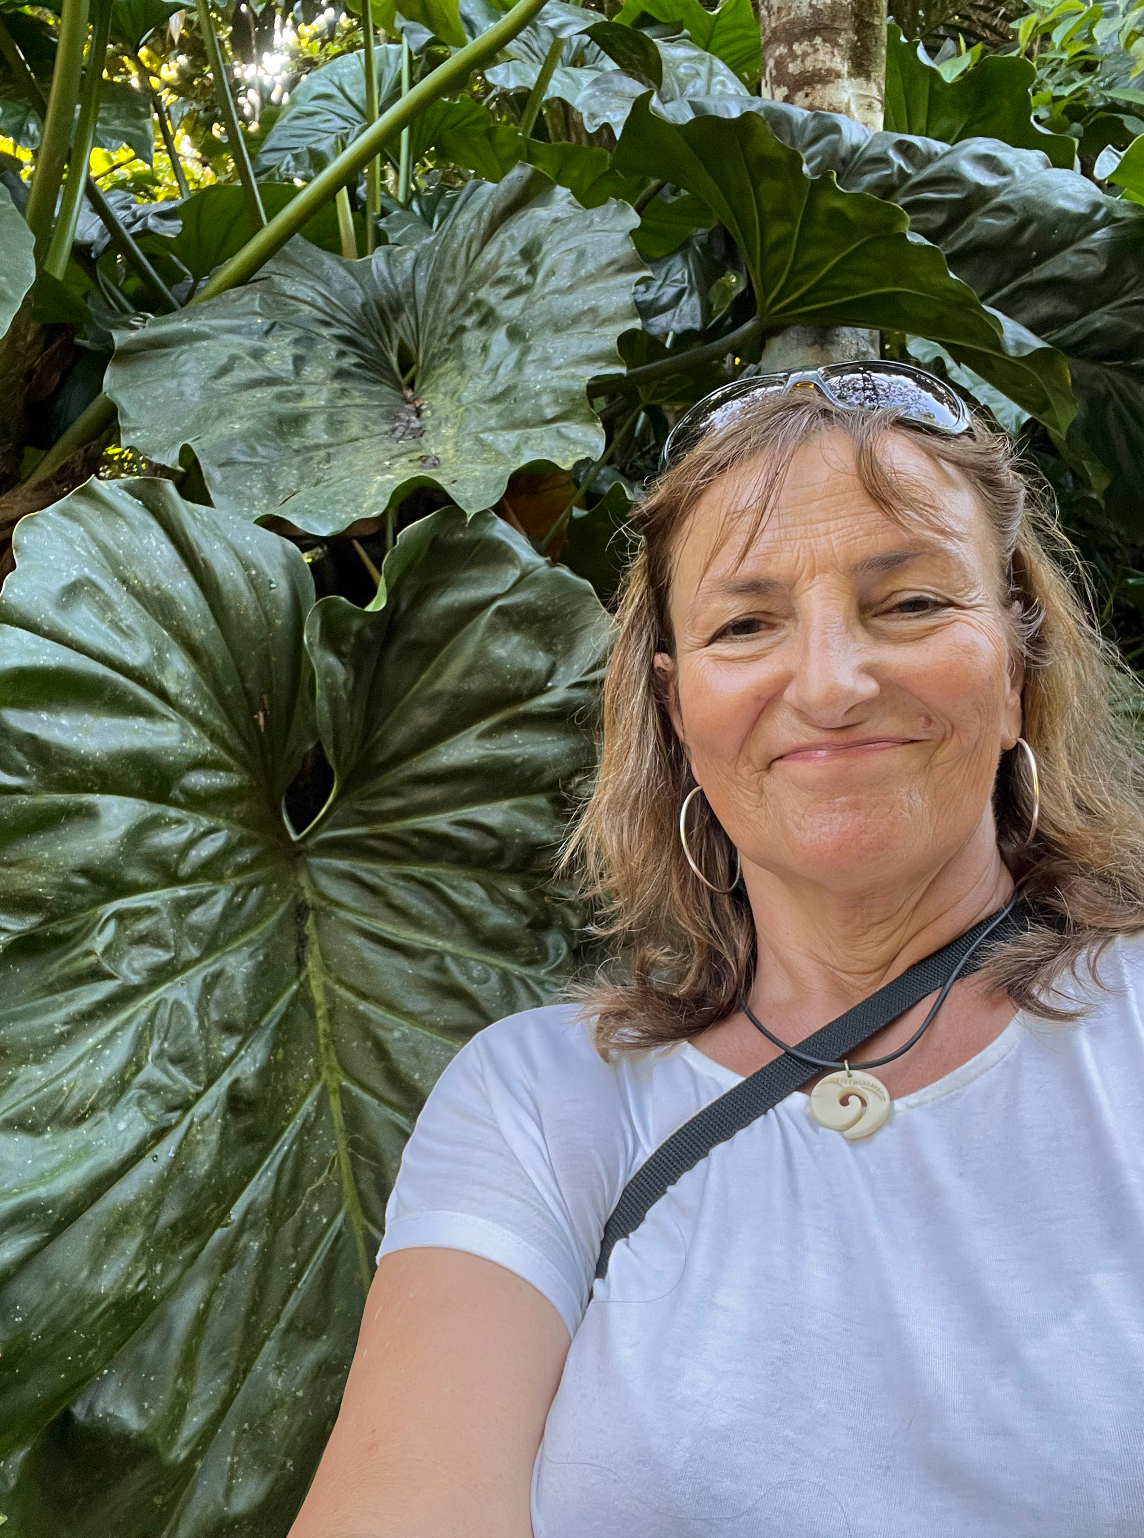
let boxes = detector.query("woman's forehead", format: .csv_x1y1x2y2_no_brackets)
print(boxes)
674,430,987,584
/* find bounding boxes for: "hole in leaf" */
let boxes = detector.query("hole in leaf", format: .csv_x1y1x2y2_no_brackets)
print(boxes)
283,741,335,837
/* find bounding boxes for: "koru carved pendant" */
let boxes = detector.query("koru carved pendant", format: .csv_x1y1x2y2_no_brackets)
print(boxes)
809,1068,892,1141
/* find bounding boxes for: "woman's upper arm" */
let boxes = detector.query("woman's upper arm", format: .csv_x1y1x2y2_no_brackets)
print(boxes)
288,1246,571,1538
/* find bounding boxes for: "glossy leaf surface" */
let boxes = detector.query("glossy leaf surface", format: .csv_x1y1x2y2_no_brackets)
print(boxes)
576,36,746,134
738,97,1144,526
0,477,607,1536
884,24,1076,168
0,180,35,340
613,98,1077,439
613,0,759,84
107,168,644,532
253,46,407,180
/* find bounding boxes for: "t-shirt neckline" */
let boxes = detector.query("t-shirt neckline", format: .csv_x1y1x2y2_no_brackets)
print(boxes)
678,1007,1029,1116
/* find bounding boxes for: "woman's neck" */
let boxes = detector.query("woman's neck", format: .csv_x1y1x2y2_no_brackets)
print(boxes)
742,835,1015,1031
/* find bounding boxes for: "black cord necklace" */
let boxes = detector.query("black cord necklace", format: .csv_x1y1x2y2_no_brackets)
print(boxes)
741,897,1020,1074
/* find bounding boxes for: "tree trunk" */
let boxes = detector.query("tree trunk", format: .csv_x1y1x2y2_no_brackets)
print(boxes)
758,0,887,368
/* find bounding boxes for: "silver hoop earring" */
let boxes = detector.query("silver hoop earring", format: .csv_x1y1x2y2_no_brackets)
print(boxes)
679,784,741,895
1013,736,1040,849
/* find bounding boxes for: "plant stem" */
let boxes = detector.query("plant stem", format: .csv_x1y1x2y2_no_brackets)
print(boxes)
352,537,381,589
45,0,112,280
27,391,117,482
397,33,412,206
360,0,380,252
0,13,177,309
24,0,91,257
633,176,665,214
196,0,550,301
335,185,358,258
588,315,764,396
127,47,191,197
194,0,264,226
84,176,179,310
30,0,553,483
520,34,562,137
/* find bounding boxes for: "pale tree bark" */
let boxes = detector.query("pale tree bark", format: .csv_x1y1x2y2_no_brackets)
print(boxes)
758,0,887,367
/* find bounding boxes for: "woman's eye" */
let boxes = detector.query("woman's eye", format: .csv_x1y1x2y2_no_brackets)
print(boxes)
715,616,767,639
886,594,946,616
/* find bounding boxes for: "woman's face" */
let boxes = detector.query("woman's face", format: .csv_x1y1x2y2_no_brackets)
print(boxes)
657,430,1024,899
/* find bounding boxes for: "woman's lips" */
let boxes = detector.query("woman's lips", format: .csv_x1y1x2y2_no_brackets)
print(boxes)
774,737,917,764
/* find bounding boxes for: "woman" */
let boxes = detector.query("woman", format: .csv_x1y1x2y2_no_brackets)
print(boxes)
289,363,1144,1537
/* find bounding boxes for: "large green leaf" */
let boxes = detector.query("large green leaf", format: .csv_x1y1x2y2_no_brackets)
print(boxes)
0,180,35,341
255,54,522,185
576,35,746,135
408,96,523,179
374,0,466,47
613,0,760,85
732,97,1144,527
523,138,643,207
0,477,607,1536
0,72,152,158
253,46,406,181
884,23,1077,168
612,98,1077,439
107,167,644,533
485,11,617,105
109,0,183,49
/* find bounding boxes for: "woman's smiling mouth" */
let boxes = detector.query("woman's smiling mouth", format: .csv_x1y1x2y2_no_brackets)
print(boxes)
773,736,919,764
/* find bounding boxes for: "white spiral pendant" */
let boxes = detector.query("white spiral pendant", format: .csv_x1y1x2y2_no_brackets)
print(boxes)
809,1068,892,1141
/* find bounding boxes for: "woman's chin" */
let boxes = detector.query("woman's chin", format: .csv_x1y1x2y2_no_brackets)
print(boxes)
745,814,942,895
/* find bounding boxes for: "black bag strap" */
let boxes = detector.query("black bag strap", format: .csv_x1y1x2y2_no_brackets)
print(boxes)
594,903,1029,1281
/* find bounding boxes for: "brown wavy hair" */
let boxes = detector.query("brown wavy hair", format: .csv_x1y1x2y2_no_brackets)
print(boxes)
566,391,1144,1055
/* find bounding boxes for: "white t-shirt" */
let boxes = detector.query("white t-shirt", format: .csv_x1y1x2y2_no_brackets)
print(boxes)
379,934,1144,1537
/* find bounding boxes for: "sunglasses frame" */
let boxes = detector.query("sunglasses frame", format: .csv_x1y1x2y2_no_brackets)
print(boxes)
659,360,975,473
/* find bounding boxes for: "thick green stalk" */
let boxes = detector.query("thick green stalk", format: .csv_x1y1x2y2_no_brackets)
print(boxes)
335,185,358,259
128,48,191,198
520,34,562,137
197,0,549,301
0,14,177,309
28,0,551,484
194,0,264,226
397,34,412,206
360,2,380,252
45,0,112,279
24,0,91,255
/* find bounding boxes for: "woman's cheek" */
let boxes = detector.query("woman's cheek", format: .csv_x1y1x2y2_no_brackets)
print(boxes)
677,657,770,768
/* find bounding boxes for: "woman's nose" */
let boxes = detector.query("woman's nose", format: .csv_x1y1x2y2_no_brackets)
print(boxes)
782,610,880,726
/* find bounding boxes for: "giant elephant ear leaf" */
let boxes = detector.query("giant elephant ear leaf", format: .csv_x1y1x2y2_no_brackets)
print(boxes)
0,476,607,1537
253,46,407,181
106,166,644,533
613,0,759,85
739,98,1144,530
0,180,35,340
883,23,1076,169
613,97,1076,440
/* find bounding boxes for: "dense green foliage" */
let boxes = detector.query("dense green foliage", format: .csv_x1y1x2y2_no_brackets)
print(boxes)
2,0,1144,1530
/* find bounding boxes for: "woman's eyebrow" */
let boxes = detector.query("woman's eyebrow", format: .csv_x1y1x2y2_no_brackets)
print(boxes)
850,544,946,578
706,542,958,599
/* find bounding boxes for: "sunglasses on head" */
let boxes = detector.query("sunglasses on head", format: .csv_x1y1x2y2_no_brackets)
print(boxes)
659,360,974,473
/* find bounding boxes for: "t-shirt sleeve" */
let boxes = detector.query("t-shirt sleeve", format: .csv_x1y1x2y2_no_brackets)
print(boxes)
377,1007,635,1338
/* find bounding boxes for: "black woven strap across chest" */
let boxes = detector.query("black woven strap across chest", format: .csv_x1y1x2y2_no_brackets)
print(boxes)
594,905,1028,1281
